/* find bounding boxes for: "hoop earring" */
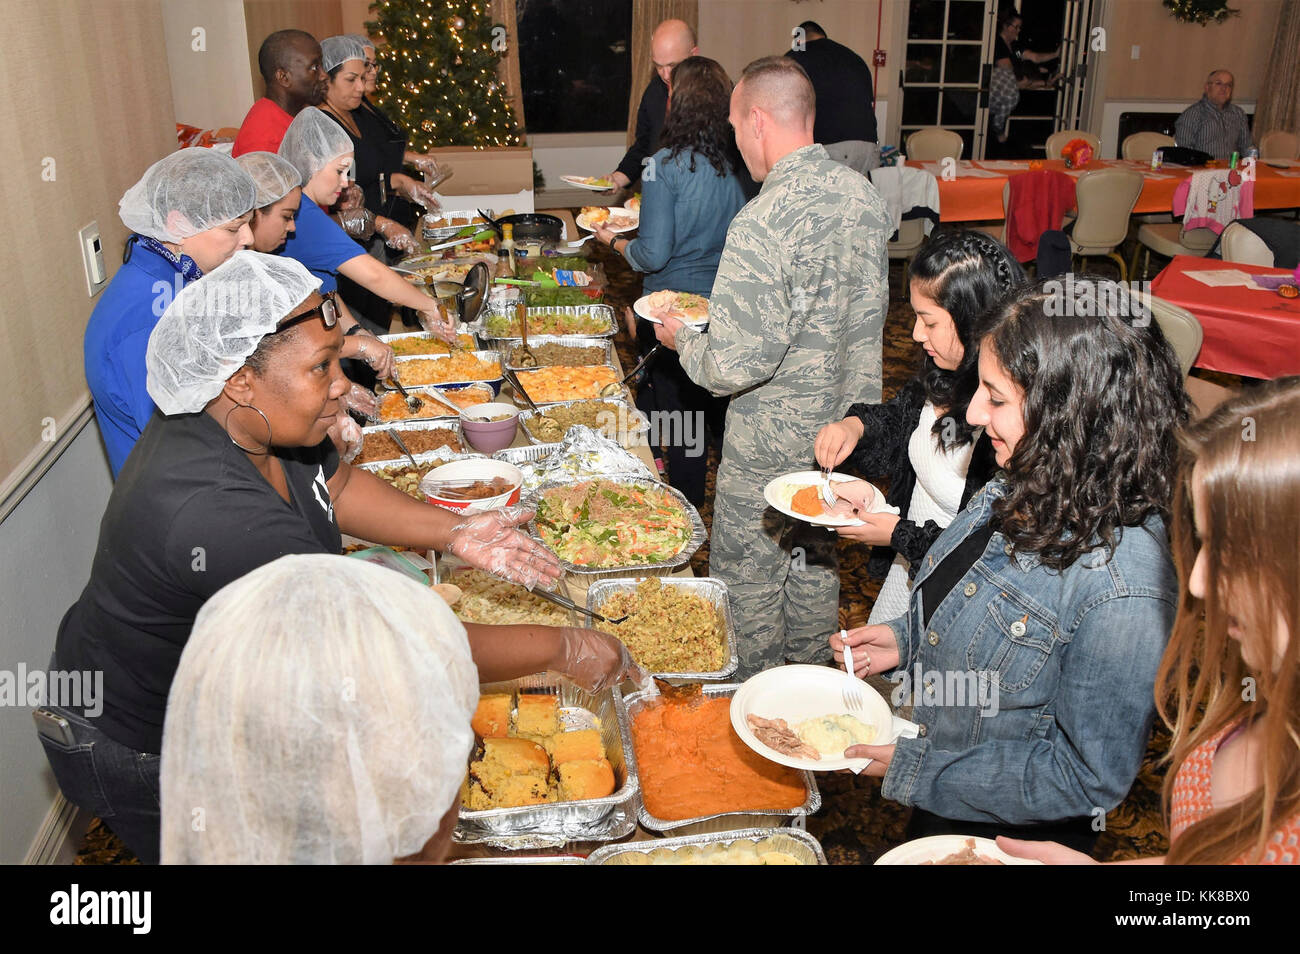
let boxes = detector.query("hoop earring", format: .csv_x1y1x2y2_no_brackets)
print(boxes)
224,402,273,454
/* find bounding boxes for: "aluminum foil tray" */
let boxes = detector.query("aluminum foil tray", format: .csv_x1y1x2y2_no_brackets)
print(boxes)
454,672,639,849
380,330,481,354
518,397,649,446
392,351,504,393
585,577,738,682
478,304,617,341
442,562,579,628
357,448,479,490
499,335,614,373
616,682,821,835
414,210,493,243
586,827,827,865
522,475,706,578
373,383,493,423
448,856,586,865
354,420,465,467
492,442,562,466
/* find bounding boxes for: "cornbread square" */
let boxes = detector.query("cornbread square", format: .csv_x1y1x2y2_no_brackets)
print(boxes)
557,758,616,801
548,729,604,764
463,737,553,810
515,694,559,738
471,693,512,739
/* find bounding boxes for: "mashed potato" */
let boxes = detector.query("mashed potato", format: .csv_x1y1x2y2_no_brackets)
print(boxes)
795,714,877,755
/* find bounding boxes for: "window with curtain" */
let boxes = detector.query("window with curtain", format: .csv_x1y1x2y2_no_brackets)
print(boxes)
515,0,633,133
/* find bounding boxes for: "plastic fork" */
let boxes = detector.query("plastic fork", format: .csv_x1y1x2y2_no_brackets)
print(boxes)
820,466,838,508
840,630,865,713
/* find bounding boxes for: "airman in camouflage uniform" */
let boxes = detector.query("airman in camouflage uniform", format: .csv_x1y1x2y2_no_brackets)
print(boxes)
655,58,889,678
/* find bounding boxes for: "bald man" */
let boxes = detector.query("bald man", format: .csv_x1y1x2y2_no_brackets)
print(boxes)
1175,70,1253,160
653,57,890,677
233,30,328,157
608,19,697,191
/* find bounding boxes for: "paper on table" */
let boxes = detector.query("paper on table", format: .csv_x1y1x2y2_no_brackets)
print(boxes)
918,161,1003,179
975,160,1026,171
1274,170,1300,178
1182,268,1266,290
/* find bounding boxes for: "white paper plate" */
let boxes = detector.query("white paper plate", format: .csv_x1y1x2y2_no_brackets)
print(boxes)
730,665,894,772
577,207,639,233
561,174,616,191
633,293,709,328
764,470,889,527
875,835,1044,866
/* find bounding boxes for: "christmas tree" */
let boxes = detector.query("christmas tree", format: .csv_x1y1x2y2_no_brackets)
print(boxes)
366,0,524,150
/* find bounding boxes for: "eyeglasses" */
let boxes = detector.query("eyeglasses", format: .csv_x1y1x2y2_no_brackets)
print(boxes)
364,61,379,73
275,292,340,333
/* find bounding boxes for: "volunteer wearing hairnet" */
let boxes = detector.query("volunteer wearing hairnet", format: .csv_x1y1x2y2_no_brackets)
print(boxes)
43,252,642,864
277,107,453,340
162,555,478,864
234,151,303,253
318,35,434,251
84,149,256,476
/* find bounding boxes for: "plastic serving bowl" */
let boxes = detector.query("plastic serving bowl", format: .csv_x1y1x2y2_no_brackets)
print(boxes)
419,458,523,512
459,402,520,453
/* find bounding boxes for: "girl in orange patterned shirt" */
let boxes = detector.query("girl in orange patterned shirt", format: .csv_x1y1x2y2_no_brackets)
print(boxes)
1001,377,1300,865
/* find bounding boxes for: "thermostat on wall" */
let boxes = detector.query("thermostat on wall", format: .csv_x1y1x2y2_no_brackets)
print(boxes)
79,221,107,298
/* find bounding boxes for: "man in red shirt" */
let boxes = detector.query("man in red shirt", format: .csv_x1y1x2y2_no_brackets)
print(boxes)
232,30,328,157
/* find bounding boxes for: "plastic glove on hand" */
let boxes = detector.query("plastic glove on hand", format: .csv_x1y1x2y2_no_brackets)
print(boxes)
554,627,649,694
445,507,563,589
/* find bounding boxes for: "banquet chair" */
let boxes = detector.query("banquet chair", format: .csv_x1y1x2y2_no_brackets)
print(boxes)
1132,223,1217,279
1045,130,1100,160
1122,132,1175,161
826,140,882,175
906,127,963,161
1068,168,1144,282
1218,222,1275,267
888,219,927,286
1258,130,1300,161
1147,296,1203,380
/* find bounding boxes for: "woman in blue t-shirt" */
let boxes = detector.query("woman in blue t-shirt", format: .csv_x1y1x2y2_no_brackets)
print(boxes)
596,56,748,505
83,149,257,476
277,108,453,357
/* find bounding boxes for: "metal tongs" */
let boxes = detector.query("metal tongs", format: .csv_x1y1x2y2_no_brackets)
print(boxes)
530,586,628,625
601,344,660,397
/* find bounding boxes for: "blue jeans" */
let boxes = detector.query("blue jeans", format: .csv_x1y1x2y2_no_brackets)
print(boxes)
36,702,161,864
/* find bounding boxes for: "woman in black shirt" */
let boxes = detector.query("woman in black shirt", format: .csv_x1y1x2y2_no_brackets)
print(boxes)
40,251,641,863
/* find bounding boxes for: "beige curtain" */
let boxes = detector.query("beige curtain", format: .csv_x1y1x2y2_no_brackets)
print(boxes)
1253,0,1300,136
626,0,699,145
490,0,526,133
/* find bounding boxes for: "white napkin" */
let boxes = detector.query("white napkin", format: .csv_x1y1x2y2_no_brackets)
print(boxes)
844,713,922,775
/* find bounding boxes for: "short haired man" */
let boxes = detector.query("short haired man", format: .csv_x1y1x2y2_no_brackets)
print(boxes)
653,57,890,677
784,20,877,145
606,19,697,192
1175,70,1253,160
233,30,328,157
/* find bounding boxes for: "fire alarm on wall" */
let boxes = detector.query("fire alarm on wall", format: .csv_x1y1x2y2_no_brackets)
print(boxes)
872,49,887,67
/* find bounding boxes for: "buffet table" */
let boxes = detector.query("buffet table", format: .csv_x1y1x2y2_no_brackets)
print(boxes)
911,158,1300,223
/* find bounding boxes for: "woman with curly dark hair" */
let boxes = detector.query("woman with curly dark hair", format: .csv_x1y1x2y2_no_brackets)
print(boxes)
830,276,1189,854
815,230,1024,623
595,56,747,506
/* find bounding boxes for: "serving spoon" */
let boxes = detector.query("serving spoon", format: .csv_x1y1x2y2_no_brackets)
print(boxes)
514,300,538,368
388,429,420,470
386,374,424,414
530,587,628,625
600,344,660,398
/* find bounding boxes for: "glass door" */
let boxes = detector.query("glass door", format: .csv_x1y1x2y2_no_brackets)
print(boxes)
1053,0,1095,136
899,0,996,160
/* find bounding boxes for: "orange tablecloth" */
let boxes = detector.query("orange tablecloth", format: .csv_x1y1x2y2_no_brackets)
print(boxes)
1150,255,1300,379
911,159,1300,222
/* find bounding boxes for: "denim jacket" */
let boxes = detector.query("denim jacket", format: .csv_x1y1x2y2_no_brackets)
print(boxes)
622,147,747,296
880,479,1177,825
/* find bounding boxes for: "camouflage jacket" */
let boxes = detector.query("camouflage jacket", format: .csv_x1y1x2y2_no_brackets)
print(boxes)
677,143,889,478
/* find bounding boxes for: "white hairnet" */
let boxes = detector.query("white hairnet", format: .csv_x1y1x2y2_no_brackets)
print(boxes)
161,554,478,864
118,149,257,243
278,107,355,183
321,34,369,73
346,33,375,53
235,151,303,208
146,250,321,415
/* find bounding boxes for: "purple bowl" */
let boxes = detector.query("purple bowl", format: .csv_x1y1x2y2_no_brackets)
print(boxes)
459,403,520,453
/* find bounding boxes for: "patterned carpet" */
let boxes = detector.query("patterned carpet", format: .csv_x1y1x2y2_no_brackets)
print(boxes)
75,222,1177,865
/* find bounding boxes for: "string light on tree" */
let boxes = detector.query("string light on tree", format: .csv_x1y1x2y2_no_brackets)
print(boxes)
367,0,522,149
